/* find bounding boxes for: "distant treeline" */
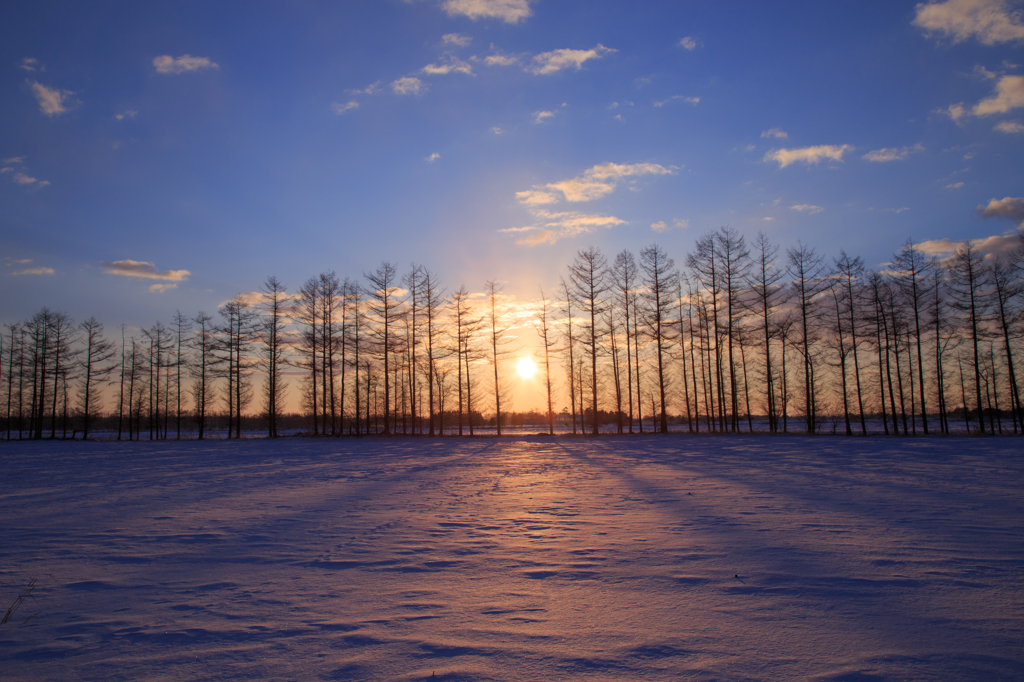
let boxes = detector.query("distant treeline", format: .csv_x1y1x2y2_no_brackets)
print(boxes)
2,230,1022,440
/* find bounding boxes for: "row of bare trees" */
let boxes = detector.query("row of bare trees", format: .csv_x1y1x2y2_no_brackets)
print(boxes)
3,233,1022,439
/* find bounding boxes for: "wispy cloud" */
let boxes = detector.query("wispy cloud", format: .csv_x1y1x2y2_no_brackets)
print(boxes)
20,57,42,72
29,81,76,116
978,195,1024,220
791,203,824,214
152,55,218,74
426,152,441,162
421,54,474,76
679,36,700,51
347,81,381,95
102,260,191,283
529,44,616,75
392,77,425,95
913,0,1024,45
943,74,1024,123
533,110,555,123
918,233,1022,259
995,120,1024,132
862,143,924,162
442,0,532,24
653,95,699,107
115,109,138,121
6,259,54,276
761,128,789,138
490,126,504,135
443,33,473,47
946,181,965,188
12,172,50,188
651,218,688,232
483,53,521,66
331,101,359,114
526,162,677,203
764,144,853,168
3,157,25,164
516,190,559,206
502,209,626,246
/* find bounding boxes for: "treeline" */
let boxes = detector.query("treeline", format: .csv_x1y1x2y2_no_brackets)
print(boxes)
2,231,1022,440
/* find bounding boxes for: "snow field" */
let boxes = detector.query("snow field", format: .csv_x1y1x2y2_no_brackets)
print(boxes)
1,435,1022,680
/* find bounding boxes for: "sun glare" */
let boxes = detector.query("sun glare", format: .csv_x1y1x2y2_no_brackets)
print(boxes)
516,357,537,380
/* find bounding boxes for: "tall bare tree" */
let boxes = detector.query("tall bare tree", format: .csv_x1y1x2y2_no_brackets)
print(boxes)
948,241,989,433
78,317,115,439
365,262,403,435
787,243,825,434
640,243,674,433
261,276,288,438
485,280,515,435
568,247,609,434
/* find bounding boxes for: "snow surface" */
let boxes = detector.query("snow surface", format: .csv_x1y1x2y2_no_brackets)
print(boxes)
1,435,1022,681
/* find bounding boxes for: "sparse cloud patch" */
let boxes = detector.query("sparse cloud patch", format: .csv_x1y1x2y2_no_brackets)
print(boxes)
443,33,473,47
331,101,359,115
115,109,138,121
995,120,1024,132
7,259,54,276
533,110,555,124
791,204,824,214
502,209,626,246
946,181,965,188
422,54,474,75
913,0,1024,45
102,260,190,282
516,190,558,206
863,144,924,162
761,128,788,139
392,77,425,95
153,55,218,74
29,81,76,116
12,172,50,188
347,82,381,95
654,95,699,107
538,162,677,203
764,144,853,168
20,57,42,72
442,0,532,24
651,218,688,232
484,53,520,66
679,36,700,50
943,74,1024,123
529,45,615,75
426,152,441,162
978,195,1024,220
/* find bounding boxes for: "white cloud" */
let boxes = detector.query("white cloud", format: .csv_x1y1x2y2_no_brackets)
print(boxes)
946,181,966,188
2,157,25,164
651,218,688,232
13,266,55,276
392,77,425,95
862,143,924,162
919,233,1022,259
679,36,699,51
20,57,41,72
442,0,532,24
152,55,218,74
978,195,1024,220
29,81,75,116
12,172,49,188
540,162,677,202
764,144,853,168
995,119,1024,132
654,95,699,107
529,44,616,75
516,190,559,206
422,54,474,76
502,209,626,246
347,81,381,95
761,128,788,138
331,101,359,114
913,0,1024,45
102,260,190,282
791,203,824,214
490,126,504,135
533,110,555,123
443,33,473,47
972,74,1024,115
943,102,968,122
114,109,138,121
149,283,178,293
484,53,520,66
426,152,441,162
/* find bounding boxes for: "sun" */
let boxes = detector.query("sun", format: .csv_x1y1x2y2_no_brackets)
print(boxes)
516,357,537,380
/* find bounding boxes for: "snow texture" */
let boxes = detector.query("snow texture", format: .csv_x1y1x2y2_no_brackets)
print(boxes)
1,435,1022,680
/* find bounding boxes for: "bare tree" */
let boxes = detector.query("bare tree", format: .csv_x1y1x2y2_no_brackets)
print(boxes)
559,276,579,434
612,250,638,432
893,239,934,434
715,227,750,432
191,312,217,439
261,276,288,438
568,247,609,435
787,243,825,434
948,241,989,433
747,233,788,432
78,317,115,439
990,255,1022,433
640,243,675,433
485,280,515,435
365,262,403,435
535,288,558,435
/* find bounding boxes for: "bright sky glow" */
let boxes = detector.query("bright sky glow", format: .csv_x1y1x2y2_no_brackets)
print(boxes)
516,356,537,380
2,0,1022,345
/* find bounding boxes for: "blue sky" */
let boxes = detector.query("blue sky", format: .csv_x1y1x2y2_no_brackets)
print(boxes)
2,0,1023,329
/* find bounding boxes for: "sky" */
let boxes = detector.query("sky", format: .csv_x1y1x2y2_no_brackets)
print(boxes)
2,0,1024,399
